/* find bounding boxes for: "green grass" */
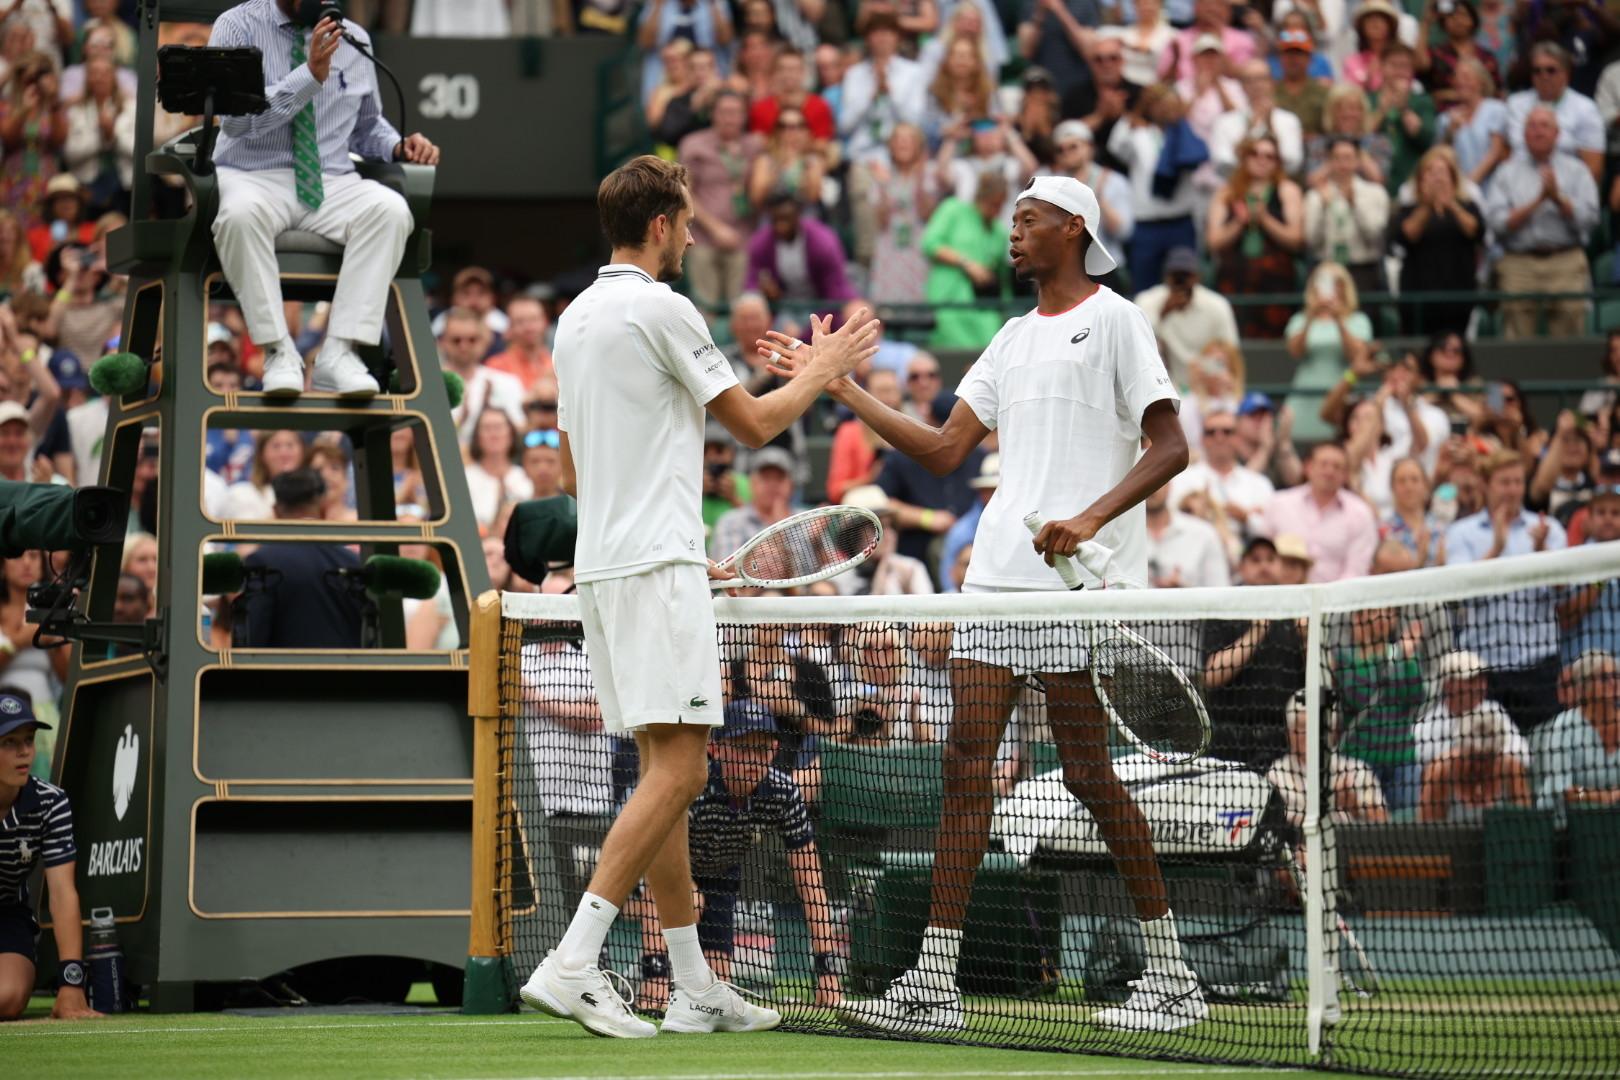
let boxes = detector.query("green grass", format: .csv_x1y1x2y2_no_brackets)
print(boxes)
7,993,1617,1079
0,997,1338,1080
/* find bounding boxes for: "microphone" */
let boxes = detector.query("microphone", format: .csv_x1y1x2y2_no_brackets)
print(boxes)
89,352,150,399
327,555,441,600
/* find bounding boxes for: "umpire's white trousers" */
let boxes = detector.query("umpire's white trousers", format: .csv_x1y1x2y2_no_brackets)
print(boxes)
212,167,413,347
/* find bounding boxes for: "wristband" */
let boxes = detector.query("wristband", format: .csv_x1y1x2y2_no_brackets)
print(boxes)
640,952,671,980
59,959,86,989
813,951,842,977
920,509,935,529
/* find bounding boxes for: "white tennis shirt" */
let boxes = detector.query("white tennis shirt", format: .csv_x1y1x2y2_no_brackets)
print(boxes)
554,264,739,584
955,285,1180,591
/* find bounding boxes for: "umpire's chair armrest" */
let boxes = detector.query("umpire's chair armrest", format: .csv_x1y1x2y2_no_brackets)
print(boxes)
354,157,436,231
145,127,221,226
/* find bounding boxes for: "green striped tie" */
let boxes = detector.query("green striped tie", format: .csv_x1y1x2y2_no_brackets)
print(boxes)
288,35,324,210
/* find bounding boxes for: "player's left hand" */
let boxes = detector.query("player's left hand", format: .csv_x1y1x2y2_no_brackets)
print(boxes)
394,133,440,165
1032,513,1101,567
51,988,105,1021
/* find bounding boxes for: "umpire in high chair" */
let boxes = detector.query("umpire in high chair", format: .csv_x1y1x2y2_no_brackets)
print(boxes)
207,0,439,397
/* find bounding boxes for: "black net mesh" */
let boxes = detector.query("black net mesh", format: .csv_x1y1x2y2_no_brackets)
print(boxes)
493,557,1620,1078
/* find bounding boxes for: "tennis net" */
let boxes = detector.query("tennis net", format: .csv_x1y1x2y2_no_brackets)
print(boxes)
468,544,1620,1077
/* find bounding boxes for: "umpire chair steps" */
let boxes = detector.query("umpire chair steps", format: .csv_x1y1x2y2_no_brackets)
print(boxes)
39,0,491,1014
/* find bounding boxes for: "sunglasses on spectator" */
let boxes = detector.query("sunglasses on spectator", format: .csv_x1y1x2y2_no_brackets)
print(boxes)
444,335,480,345
1248,148,1277,160
525,399,559,411
525,429,562,449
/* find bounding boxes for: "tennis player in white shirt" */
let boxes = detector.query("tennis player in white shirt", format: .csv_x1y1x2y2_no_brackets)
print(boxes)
760,175,1205,1034
520,155,879,1039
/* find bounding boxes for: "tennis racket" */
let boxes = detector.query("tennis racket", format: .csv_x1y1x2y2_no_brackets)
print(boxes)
710,505,882,590
1278,842,1379,998
1024,513,1212,764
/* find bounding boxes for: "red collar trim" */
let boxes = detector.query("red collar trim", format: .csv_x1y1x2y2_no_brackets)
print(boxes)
1036,285,1102,318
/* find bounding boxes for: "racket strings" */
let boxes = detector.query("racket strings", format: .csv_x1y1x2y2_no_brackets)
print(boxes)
1091,635,1207,755
739,513,881,585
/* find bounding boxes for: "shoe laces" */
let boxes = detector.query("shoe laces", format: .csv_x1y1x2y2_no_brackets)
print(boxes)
585,965,638,1016
710,979,767,1016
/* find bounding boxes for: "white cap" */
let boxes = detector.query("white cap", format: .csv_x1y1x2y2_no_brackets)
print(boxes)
0,401,27,428
842,484,892,513
1439,650,1487,681
969,453,1000,489
1014,175,1118,277
1052,119,1092,145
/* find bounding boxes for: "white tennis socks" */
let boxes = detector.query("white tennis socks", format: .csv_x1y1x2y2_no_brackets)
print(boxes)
915,925,963,989
662,923,715,991
1142,910,1194,980
556,892,618,970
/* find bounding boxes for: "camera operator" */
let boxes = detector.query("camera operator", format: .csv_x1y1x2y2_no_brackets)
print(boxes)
237,468,364,648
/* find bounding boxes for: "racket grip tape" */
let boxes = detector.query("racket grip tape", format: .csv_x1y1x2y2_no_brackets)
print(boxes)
1023,513,1086,591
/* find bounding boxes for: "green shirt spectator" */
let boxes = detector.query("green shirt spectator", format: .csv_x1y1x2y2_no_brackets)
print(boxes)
1367,46,1435,195
921,175,1010,351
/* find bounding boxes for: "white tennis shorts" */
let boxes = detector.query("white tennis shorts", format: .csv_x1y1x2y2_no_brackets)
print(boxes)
949,583,1090,677
576,562,725,733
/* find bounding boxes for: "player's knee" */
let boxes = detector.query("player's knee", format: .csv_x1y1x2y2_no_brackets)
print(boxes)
1060,759,1119,796
0,984,27,1021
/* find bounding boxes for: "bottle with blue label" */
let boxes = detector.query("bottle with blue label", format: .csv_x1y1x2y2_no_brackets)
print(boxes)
86,907,127,1014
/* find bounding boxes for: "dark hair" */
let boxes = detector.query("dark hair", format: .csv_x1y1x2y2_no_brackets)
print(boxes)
1417,332,1475,382
1307,440,1348,463
766,191,801,213
1602,330,1620,378
271,467,326,512
596,155,689,250
1324,134,1360,156
117,572,150,599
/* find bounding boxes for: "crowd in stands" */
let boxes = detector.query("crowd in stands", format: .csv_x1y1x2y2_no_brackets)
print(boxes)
1,2,1617,834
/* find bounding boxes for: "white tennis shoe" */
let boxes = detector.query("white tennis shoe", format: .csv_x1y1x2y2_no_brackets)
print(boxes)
836,969,965,1034
260,340,305,397
520,952,656,1039
660,978,781,1034
1092,971,1208,1033
311,338,379,397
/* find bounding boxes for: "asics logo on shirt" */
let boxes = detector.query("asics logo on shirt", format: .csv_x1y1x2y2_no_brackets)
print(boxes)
1071,329,1091,344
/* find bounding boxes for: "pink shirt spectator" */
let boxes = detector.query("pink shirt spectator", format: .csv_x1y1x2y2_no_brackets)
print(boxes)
1159,27,1258,82
1343,51,1382,92
1256,486,1379,582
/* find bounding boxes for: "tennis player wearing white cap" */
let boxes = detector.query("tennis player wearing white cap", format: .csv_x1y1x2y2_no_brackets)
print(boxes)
760,174,1205,1035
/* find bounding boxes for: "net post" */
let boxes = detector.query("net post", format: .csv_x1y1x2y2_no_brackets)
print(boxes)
463,589,514,1013
1302,589,1335,1055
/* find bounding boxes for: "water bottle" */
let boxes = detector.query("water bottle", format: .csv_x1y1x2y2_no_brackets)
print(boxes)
85,907,127,1014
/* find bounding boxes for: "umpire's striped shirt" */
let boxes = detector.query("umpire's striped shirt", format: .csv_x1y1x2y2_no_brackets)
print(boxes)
209,0,401,176
1,777,77,908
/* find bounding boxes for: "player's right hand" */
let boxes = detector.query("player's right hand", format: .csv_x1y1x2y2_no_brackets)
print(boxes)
307,17,342,83
809,308,882,379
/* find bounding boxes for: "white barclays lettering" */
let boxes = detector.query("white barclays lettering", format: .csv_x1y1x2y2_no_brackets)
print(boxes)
86,838,144,877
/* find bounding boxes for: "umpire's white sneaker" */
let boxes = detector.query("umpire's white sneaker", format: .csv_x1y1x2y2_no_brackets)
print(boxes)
661,978,781,1034
1092,971,1208,1033
311,338,379,397
520,952,656,1039
260,340,305,397
836,969,964,1034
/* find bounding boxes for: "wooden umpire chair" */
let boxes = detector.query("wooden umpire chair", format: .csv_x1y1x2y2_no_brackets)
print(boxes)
40,0,491,1011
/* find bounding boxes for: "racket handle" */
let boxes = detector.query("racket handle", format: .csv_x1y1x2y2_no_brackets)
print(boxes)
1023,513,1085,591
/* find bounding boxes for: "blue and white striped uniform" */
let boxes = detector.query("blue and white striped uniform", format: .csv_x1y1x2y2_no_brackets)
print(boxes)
209,0,401,176
2,776,77,911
